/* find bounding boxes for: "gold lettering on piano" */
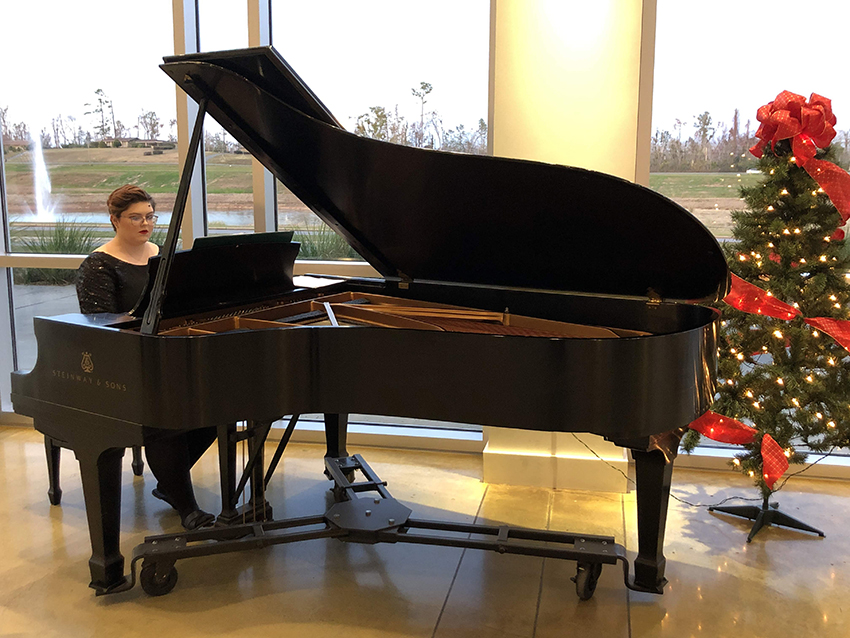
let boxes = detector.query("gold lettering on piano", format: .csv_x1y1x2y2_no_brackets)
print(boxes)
81,352,94,373
51,368,127,392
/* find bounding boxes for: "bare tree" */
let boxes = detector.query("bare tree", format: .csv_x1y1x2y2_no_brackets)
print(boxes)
354,82,486,154
51,117,62,147
354,106,409,145
138,110,161,140
693,111,715,165
10,121,29,141
409,82,443,148
85,89,112,139
442,119,488,155
114,120,128,140
109,100,117,140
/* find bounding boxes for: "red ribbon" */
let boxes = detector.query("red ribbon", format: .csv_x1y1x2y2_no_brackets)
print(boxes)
695,276,850,486
760,434,789,489
689,412,788,488
723,274,801,320
804,317,850,351
804,159,850,239
690,411,757,444
750,90,850,235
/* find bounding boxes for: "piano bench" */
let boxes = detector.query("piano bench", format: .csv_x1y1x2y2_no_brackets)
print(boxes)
44,436,144,506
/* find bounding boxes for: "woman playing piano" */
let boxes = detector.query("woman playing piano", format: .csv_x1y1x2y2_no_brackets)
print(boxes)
76,184,217,530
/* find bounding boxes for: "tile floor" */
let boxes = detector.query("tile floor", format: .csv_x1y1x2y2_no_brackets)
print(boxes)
0,425,847,637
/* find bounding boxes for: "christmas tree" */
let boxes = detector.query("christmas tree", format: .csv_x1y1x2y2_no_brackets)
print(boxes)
682,92,850,517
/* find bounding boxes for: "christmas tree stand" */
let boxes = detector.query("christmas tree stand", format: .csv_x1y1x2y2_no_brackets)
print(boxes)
709,497,825,543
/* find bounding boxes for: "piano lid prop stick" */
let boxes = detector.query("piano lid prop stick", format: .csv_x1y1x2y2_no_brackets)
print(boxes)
140,95,208,335
323,302,339,326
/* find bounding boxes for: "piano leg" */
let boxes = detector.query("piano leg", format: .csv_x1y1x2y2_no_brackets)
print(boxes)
217,422,240,522
324,413,350,458
324,414,354,490
75,446,127,594
630,448,674,593
131,445,145,477
44,435,62,506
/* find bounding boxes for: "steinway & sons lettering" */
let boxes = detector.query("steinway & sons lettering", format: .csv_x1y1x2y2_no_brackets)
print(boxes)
52,353,127,393
51,369,128,391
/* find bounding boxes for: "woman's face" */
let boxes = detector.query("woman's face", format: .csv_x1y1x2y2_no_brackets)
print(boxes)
112,201,155,245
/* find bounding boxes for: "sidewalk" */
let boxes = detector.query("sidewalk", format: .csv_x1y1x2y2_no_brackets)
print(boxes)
13,284,78,370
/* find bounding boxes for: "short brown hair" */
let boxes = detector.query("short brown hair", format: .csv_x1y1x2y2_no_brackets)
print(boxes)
107,185,155,230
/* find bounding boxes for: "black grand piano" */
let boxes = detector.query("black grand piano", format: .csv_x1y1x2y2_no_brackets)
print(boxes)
10,47,729,601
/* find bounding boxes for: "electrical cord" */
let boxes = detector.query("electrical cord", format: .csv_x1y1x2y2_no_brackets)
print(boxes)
568,433,837,508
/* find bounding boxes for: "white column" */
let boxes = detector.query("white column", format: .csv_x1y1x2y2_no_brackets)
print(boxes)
248,0,277,233
0,132,15,414
172,0,207,248
489,0,656,181
483,0,658,493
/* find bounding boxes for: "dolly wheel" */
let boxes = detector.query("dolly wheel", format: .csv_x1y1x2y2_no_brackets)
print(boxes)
572,562,602,600
140,561,178,596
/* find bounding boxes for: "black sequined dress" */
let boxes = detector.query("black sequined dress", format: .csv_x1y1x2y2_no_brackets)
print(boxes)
76,251,149,314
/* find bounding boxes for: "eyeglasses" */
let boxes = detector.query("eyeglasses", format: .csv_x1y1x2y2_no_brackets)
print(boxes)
126,214,158,225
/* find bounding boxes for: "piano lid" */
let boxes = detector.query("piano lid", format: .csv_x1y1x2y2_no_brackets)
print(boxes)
161,47,730,303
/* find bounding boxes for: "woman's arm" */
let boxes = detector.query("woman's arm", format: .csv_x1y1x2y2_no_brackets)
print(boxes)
76,255,120,313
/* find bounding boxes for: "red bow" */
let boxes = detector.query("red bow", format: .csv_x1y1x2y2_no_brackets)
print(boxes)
750,91,836,160
750,91,850,234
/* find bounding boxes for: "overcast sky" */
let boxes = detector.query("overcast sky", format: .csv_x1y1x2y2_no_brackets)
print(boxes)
652,0,850,137
2,1,849,142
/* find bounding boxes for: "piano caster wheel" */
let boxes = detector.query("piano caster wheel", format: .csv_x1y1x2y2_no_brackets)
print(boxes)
571,562,602,601
140,561,178,597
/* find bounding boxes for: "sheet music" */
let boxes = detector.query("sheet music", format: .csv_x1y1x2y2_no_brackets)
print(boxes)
293,275,345,289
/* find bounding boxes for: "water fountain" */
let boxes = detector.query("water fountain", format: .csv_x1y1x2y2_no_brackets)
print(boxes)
30,129,55,221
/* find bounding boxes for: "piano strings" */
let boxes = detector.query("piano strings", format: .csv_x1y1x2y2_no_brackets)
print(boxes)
157,292,650,339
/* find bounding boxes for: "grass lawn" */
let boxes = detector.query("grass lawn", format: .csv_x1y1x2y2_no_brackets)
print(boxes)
4,158,252,194
5,148,768,200
649,172,763,198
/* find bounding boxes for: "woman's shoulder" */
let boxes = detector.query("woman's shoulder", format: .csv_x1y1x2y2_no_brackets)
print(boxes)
87,243,156,266
77,251,119,280
84,249,119,264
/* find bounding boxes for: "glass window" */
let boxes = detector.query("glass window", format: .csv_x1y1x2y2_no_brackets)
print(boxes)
650,0,850,239
1,0,176,254
196,0,254,236
270,0,490,259
198,0,249,52
1,0,174,377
